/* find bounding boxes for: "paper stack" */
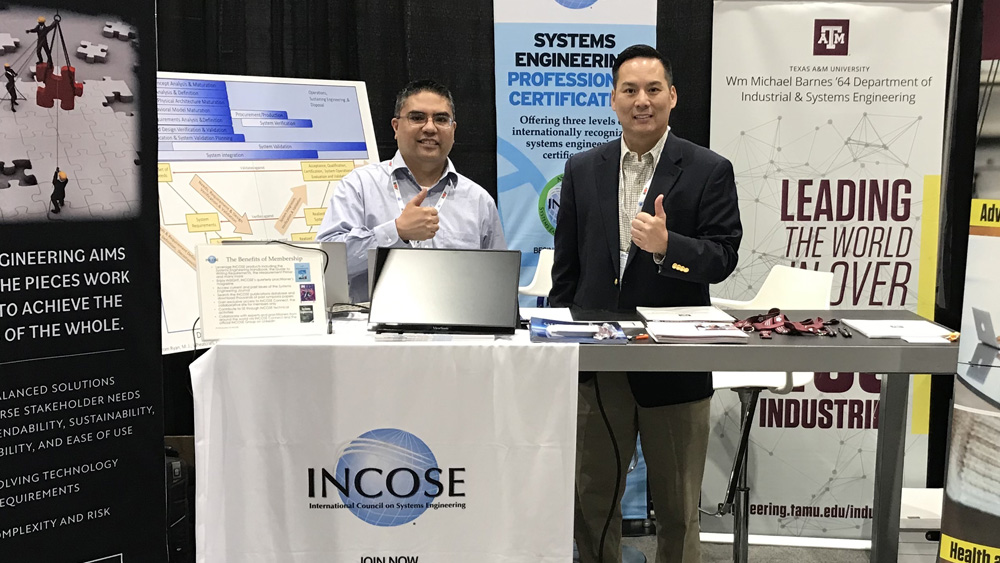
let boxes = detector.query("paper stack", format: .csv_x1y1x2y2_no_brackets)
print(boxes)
840,319,952,339
636,305,736,323
643,321,749,344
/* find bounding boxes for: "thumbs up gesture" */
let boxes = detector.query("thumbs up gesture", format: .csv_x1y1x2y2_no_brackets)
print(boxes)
395,188,440,241
630,194,669,255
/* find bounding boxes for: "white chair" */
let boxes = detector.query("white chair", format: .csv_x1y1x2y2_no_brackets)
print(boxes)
708,265,834,563
518,248,554,298
712,264,833,312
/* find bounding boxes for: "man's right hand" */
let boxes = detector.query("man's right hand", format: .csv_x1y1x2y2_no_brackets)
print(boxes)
395,188,439,241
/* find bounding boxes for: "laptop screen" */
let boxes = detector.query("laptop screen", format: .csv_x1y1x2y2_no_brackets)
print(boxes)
368,248,521,334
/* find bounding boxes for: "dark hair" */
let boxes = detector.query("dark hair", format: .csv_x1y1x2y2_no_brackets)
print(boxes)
612,44,673,88
394,79,456,119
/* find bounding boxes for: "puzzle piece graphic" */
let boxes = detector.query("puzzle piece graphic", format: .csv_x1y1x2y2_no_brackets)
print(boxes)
84,76,133,104
109,167,139,205
0,127,34,159
0,32,19,54
0,158,36,190
76,41,109,63
98,148,137,180
64,147,108,183
102,21,136,42
0,181,47,221
71,86,118,117
92,130,133,155
81,174,127,212
105,201,135,218
35,64,83,111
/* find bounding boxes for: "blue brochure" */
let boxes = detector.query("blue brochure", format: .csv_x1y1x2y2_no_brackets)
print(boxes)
529,317,628,344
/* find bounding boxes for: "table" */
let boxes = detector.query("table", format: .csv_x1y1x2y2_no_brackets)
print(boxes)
194,310,958,563
579,309,958,563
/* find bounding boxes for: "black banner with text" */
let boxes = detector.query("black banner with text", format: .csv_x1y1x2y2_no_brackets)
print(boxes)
0,1,163,561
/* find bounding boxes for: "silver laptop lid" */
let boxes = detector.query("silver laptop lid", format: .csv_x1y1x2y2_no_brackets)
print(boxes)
972,307,1000,350
368,248,521,334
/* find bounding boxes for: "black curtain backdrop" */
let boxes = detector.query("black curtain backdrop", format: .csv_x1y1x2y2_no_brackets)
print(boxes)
156,0,977,489
156,0,715,436
155,0,714,201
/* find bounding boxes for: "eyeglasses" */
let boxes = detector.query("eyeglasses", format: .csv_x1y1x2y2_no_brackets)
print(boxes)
397,112,455,128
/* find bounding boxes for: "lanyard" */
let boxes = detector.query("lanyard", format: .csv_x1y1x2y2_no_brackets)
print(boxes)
388,164,453,248
620,164,654,216
391,177,452,213
618,160,654,280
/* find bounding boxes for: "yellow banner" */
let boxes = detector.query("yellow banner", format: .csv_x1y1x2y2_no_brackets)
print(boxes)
939,534,1000,563
970,199,1000,227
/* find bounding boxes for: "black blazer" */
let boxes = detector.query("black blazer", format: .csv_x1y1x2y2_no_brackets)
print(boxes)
549,133,743,407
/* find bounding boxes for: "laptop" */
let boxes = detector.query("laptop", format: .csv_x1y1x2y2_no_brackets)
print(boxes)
367,248,521,335
972,307,1000,350
969,342,1000,369
222,240,350,311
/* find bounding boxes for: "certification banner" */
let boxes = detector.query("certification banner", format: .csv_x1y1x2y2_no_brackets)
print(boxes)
705,0,950,539
0,0,164,561
494,0,655,295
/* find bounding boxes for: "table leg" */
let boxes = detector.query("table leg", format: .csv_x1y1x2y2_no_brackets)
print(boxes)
870,373,908,562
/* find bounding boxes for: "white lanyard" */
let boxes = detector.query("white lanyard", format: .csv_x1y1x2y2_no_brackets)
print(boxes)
389,165,453,248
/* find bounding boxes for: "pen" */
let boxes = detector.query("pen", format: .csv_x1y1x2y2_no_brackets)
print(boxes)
629,334,649,341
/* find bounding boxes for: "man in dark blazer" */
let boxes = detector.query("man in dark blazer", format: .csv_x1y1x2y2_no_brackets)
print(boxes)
550,45,741,563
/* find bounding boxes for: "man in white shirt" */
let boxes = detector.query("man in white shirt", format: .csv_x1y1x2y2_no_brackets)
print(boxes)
317,80,506,301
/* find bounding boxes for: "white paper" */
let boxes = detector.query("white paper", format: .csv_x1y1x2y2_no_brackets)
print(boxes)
520,307,574,322
902,336,954,344
196,244,327,341
637,306,735,322
644,321,749,343
546,324,600,337
841,319,951,339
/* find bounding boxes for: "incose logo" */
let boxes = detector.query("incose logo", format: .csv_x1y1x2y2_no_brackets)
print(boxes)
813,19,849,56
307,428,466,526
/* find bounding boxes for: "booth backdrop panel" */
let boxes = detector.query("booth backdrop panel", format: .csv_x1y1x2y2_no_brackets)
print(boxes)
705,0,951,539
0,0,164,560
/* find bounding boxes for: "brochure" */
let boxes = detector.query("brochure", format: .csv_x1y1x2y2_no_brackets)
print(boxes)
529,317,628,344
643,321,749,344
636,306,736,323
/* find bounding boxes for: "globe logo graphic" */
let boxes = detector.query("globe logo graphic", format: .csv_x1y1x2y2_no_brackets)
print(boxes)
206,255,217,264
538,174,563,235
555,0,599,8
335,428,438,526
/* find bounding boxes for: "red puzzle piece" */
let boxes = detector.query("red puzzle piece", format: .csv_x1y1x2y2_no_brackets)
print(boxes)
35,63,83,111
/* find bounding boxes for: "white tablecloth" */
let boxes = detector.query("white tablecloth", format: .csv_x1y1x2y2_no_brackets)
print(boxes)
191,330,578,563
